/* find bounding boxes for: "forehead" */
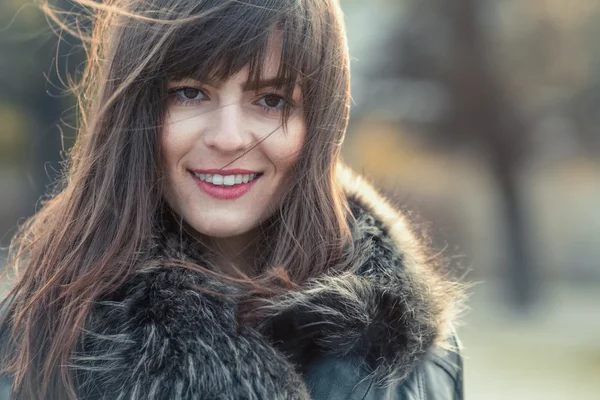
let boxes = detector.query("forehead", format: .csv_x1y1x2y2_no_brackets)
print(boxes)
172,34,293,93
164,25,294,84
260,34,283,74
208,33,285,87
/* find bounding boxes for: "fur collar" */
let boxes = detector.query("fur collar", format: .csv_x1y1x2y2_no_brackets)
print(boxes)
74,165,462,399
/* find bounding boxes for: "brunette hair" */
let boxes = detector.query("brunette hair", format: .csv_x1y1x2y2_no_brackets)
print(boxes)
0,0,353,398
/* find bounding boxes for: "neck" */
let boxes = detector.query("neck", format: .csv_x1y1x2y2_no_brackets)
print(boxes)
200,229,259,277
161,204,267,277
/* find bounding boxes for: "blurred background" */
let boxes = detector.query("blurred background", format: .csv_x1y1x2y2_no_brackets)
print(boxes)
1,0,599,398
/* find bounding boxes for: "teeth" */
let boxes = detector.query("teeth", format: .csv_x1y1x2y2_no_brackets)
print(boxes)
223,175,235,186
193,172,259,186
212,175,223,185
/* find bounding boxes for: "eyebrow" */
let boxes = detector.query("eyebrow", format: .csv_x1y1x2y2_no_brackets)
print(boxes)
169,75,301,94
177,76,293,91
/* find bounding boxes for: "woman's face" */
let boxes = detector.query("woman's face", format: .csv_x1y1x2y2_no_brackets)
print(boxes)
162,40,305,242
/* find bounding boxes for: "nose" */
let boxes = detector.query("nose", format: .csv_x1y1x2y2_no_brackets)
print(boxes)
202,103,249,153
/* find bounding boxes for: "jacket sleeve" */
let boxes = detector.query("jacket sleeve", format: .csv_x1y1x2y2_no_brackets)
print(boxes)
304,333,463,400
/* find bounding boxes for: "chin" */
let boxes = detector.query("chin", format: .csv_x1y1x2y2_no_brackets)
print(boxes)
202,228,248,239
190,218,255,239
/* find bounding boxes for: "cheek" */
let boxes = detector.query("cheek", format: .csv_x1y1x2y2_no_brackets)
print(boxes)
159,124,178,208
161,112,198,167
268,118,306,169
160,113,196,204
161,113,180,164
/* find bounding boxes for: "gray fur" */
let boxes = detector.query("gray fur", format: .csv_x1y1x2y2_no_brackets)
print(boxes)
72,171,462,399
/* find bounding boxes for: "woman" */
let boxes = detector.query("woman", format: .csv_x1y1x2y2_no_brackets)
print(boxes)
0,0,464,398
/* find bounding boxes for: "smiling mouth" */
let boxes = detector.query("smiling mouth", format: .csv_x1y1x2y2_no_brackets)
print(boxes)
191,171,263,186
189,170,262,200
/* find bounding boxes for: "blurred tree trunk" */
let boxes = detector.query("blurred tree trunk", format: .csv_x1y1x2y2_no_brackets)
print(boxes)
379,0,537,310
444,0,536,310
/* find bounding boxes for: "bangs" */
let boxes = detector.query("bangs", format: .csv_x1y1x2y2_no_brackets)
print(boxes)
160,0,318,99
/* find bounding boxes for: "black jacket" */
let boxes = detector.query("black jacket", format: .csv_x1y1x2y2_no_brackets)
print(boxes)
0,168,464,399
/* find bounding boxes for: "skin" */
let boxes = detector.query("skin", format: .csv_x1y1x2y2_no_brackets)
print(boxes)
162,36,305,271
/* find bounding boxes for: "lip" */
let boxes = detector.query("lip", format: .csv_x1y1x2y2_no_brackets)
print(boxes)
190,171,261,200
190,168,261,175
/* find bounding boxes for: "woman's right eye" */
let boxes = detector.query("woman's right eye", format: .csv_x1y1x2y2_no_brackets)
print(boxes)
167,87,208,106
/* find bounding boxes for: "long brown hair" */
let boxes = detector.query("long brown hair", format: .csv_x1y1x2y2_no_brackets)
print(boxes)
0,0,352,398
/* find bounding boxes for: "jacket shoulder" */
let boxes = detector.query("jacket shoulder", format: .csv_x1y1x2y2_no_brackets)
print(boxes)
304,333,463,400
385,332,463,400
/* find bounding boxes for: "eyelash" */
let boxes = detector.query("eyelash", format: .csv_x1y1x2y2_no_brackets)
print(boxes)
167,86,294,114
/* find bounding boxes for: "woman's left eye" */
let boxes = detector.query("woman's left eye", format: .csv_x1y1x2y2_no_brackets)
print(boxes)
256,94,288,112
